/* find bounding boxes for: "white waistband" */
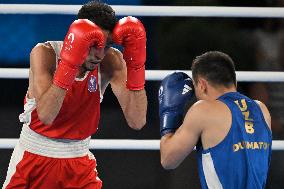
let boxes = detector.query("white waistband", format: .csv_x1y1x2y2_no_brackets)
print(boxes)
19,125,90,158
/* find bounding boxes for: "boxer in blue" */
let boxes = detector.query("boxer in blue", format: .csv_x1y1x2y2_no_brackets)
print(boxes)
159,51,272,189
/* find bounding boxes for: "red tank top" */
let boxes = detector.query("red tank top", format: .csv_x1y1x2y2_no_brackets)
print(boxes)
26,69,101,140
18,41,102,140
26,67,100,139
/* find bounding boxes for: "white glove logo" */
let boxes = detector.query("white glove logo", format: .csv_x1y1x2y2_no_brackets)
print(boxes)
68,33,75,44
159,86,163,97
64,33,75,51
182,84,192,95
158,86,164,104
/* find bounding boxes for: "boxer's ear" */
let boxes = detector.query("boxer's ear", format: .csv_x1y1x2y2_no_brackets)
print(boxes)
197,78,206,91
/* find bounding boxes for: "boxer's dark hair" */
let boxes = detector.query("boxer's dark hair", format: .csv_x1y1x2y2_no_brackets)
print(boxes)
78,0,117,32
191,51,236,88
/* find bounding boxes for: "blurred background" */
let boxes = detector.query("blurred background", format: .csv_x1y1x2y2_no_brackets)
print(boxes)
0,0,284,188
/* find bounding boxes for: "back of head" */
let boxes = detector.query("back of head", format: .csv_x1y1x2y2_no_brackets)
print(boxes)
191,51,237,88
78,0,117,32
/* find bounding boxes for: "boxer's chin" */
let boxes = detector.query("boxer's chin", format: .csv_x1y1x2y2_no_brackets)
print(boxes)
82,61,98,71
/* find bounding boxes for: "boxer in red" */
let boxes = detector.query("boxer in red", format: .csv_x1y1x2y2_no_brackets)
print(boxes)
3,1,147,188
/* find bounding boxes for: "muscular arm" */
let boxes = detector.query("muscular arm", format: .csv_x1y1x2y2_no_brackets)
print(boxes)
160,102,205,169
29,43,66,125
103,49,147,130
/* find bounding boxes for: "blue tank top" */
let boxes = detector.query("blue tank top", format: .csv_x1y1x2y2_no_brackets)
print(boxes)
197,92,272,189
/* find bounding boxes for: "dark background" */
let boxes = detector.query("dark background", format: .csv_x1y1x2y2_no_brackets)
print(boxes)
1,0,284,188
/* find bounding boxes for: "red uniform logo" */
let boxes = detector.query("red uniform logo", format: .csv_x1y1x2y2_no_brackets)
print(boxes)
88,75,97,92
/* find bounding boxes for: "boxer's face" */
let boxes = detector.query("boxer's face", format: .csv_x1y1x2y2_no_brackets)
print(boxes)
82,30,112,71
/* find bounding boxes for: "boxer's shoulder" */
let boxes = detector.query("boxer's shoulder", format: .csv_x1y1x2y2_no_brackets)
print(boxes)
30,42,57,75
103,47,124,68
100,47,125,78
190,100,228,113
30,43,56,62
186,100,231,127
31,42,54,53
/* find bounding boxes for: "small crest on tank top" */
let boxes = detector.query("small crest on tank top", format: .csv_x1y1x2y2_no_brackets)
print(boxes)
88,75,97,92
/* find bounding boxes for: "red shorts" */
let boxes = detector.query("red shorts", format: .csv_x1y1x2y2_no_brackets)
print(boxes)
4,148,102,189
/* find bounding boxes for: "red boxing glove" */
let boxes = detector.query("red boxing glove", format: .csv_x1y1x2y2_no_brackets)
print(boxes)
53,19,105,90
113,16,146,90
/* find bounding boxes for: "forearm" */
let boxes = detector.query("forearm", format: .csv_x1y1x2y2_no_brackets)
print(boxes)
112,16,147,129
158,72,197,170
160,133,179,169
123,89,147,130
161,132,190,170
36,84,66,125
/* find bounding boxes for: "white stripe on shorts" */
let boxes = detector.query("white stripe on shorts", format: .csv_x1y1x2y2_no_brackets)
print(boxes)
2,141,25,189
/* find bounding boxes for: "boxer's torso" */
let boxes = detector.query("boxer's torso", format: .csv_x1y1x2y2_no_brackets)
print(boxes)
197,92,272,189
20,41,116,140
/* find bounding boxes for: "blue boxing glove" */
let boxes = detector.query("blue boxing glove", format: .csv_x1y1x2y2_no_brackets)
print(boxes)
158,72,194,137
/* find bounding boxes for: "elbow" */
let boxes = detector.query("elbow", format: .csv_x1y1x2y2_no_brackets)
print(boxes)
37,111,54,125
161,157,177,170
128,118,146,130
126,115,146,130
160,143,178,169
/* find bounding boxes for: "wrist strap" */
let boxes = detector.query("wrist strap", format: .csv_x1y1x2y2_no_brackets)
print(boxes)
53,61,78,90
160,112,183,137
127,65,145,90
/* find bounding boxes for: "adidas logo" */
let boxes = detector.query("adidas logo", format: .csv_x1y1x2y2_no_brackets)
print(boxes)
182,84,192,95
